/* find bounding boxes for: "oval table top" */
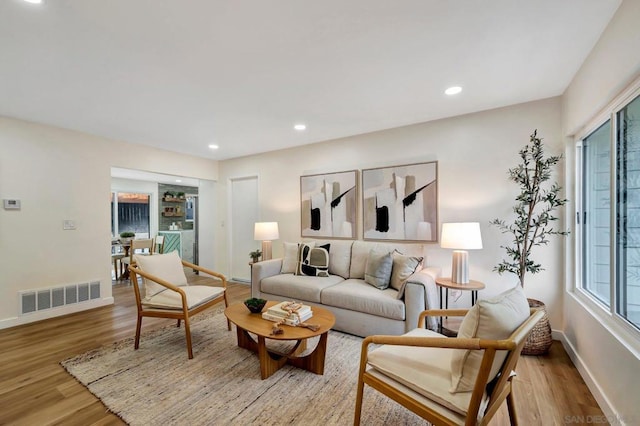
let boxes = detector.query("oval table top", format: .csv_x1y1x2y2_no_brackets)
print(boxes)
224,301,335,341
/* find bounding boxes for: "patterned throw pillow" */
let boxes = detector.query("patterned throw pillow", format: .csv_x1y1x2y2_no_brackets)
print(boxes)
297,243,331,277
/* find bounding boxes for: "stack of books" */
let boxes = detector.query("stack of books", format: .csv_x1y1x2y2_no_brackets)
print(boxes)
262,301,313,326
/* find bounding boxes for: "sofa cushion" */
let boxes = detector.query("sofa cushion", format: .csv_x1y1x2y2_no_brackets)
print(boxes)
300,245,330,277
316,240,353,278
135,251,188,298
321,279,405,320
367,328,480,416
260,273,344,303
281,242,299,274
349,240,372,279
390,251,423,297
450,285,530,393
364,250,393,289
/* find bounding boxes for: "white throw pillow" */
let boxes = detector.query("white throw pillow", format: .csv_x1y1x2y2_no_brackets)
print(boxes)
281,242,299,274
135,251,188,299
450,285,530,393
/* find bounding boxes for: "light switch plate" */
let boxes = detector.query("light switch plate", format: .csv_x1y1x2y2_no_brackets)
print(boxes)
63,220,77,230
3,199,21,210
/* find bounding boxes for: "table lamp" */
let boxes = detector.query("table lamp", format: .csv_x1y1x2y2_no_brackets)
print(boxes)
440,222,483,284
254,222,279,261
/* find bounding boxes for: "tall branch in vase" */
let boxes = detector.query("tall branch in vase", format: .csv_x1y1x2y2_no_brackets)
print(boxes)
491,130,568,287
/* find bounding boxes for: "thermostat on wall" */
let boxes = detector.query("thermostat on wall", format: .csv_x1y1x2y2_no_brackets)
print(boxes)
3,199,21,210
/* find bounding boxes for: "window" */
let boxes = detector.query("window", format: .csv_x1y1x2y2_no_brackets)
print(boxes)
577,93,640,331
616,94,640,328
111,192,150,238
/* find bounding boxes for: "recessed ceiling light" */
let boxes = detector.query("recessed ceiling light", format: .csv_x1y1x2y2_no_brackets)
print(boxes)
294,124,307,131
23,0,43,4
176,179,182,183
208,144,219,149
445,86,462,95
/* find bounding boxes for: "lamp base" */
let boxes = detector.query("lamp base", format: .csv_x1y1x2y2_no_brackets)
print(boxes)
261,240,273,261
451,250,469,284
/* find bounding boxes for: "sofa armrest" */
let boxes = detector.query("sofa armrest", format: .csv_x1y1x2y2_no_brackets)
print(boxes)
251,258,283,298
404,267,440,331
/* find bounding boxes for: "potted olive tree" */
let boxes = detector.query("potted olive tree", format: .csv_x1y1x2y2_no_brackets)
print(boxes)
491,130,568,354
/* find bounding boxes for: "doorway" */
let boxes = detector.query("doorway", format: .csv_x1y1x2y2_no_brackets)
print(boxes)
229,175,259,282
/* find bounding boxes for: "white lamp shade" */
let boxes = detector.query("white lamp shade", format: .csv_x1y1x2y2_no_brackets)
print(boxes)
254,222,279,241
440,222,482,250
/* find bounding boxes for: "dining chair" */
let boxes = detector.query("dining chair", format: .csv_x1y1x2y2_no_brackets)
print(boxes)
354,285,544,426
128,251,230,359
111,240,126,280
121,238,154,282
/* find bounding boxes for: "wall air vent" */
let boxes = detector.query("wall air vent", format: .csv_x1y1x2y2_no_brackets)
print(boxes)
19,281,101,315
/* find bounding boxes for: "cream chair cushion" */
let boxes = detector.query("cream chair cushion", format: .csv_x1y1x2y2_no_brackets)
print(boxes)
450,285,530,393
142,285,225,310
367,328,487,416
135,251,188,298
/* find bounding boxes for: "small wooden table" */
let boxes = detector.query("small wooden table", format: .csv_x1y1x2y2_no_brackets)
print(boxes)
435,277,485,334
224,301,336,379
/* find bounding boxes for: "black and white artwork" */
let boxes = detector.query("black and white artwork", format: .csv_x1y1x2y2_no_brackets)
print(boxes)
300,170,357,239
362,162,437,242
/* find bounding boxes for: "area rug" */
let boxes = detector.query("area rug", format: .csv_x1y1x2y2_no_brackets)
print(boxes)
61,307,426,425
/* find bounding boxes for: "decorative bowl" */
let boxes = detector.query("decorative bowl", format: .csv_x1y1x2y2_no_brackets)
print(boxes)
244,298,267,314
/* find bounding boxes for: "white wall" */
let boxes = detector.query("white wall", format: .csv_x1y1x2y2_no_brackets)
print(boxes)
217,97,565,323
561,0,640,422
0,117,219,328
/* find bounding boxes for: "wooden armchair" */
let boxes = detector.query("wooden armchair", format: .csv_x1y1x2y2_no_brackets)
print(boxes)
128,251,230,359
355,286,544,426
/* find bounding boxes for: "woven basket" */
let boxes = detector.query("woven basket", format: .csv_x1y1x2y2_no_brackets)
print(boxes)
522,298,552,355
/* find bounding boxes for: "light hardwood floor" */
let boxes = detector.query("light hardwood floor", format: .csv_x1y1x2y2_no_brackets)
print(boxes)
0,274,606,425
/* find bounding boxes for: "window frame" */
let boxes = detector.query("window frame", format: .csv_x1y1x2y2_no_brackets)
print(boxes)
573,78,640,351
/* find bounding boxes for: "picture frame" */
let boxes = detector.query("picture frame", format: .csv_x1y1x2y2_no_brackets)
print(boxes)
300,170,358,239
362,161,438,242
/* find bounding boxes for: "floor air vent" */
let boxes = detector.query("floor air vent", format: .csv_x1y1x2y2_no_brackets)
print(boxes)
20,281,101,315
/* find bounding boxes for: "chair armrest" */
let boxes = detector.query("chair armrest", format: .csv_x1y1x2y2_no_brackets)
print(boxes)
418,309,469,328
181,260,227,288
362,334,515,352
251,258,283,298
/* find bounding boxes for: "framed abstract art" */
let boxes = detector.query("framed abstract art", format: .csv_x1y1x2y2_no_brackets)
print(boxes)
362,161,438,242
300,170,357,239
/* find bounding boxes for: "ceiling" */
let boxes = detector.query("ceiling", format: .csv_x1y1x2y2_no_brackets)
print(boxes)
0,0,621,160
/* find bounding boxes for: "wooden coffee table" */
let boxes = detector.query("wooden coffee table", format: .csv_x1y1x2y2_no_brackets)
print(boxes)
224,301,336,379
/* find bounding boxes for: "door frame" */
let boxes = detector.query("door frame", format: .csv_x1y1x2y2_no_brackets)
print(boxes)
227,174,260,282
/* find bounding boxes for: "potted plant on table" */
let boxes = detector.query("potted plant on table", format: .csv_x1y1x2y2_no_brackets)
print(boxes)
119,231,135,244
491,130,568,355
249,249,262,263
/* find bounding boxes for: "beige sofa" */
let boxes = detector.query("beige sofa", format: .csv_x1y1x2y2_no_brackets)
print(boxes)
251,240,440,337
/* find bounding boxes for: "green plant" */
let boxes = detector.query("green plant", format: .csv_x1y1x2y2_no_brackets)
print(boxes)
249,249,262,262
119,231,135,238
244,297,266,308
176,191,185,198
490,130,568,287
163,191,175,198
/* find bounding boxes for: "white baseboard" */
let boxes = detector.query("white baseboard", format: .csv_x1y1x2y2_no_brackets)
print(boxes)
553,329,623,425
0,297,114,330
